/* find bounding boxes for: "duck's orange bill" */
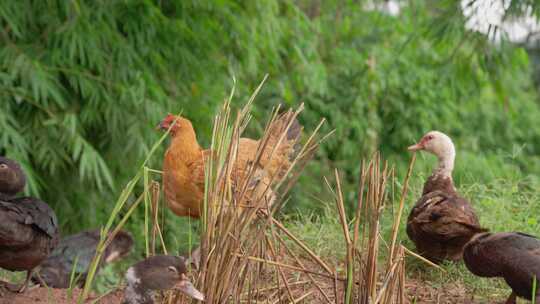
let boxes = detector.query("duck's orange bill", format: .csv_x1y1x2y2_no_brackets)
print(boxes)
175,277,205,302
408,143,423,151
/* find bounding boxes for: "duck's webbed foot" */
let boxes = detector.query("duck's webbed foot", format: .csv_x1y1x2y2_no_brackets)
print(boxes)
0,280,21,293
4,270,36,293
504,292,516,304
18,270,38,293
0,281,9,296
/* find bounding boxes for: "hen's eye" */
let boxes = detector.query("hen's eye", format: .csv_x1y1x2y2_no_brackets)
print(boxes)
0,164,7,169
167,266,178,273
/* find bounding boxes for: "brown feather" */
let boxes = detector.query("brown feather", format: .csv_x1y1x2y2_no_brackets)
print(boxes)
407,176,485,263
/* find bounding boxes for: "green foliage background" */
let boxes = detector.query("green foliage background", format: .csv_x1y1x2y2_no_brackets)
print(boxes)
1,0,539,254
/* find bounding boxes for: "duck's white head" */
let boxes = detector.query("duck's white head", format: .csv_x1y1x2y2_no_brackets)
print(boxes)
408,131,456,177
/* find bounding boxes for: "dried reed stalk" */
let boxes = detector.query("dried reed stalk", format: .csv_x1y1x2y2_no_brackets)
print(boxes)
273,231,333,304
234,255,338,280
329,152,418,304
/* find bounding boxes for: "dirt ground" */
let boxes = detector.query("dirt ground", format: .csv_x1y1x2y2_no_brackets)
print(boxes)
405,279,482,304
0,283,501,304
0,287,123,304
0,263,503,304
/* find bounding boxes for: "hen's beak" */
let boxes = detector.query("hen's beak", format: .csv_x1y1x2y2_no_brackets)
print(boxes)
175,276,205,301
156,121,167,131
407,143,423,151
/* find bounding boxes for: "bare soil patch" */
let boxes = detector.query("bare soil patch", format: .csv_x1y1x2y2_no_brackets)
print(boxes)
0,279,502,304
0,287,123,304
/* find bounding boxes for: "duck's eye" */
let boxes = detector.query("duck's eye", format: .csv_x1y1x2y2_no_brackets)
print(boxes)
426,135,433,140
0,164,7,170
167,266,178,273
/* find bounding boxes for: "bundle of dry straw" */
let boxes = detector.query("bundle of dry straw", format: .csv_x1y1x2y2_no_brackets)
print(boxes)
191,79,329,303
330,153,415,304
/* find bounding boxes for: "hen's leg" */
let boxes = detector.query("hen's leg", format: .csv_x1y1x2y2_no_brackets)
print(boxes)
504,292,516,304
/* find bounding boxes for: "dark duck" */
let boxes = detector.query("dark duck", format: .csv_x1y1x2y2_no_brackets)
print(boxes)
406,131,486,263
0,156,59,292
463,232,540,304
33,229,134,288
123,255,204,304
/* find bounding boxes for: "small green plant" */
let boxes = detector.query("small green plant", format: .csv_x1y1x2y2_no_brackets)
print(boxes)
66,254,80,299
533,275,537,304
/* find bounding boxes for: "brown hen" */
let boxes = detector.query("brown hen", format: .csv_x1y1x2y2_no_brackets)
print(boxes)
158,112,301,218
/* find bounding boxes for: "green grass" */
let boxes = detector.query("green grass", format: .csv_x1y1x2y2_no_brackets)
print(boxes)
283,207,348,265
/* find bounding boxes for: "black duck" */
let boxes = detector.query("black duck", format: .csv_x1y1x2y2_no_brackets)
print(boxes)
464,232,540,304
0,156,59,292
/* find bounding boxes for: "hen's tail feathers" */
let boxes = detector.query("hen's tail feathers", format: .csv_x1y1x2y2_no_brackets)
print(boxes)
267,111,303,161
285,115,302,141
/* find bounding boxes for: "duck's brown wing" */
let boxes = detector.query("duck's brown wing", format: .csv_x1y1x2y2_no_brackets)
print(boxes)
9,197,59,239
0,198,59,272
0,200,37,247
477,232,540,262
0,197,59,247
464,232,540,300
504,232,540,250
407,191,485,262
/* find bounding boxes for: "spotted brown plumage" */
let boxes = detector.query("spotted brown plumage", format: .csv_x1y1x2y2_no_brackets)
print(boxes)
0,157,59,293
406,188,486,262
463,232,540,303
406,131,486,263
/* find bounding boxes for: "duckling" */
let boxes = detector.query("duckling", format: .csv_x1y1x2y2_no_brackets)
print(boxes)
0,156,59,293
123,255,204,304
33,229,134,288
463,232,540,304
406,131,486,262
